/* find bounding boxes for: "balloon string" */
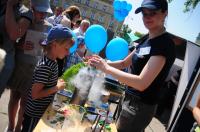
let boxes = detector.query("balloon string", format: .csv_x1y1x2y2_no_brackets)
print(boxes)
76,52,85,63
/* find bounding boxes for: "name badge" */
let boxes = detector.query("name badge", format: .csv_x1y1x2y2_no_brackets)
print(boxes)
138,47,151,56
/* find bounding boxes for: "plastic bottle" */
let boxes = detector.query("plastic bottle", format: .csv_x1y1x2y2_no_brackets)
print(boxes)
106,112,113,124
61,118,70,132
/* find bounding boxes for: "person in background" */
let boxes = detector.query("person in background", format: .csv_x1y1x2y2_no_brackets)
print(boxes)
47,6,63,25
55,5,81,77
63,35,85,71
21,25,74,132
73,18,82,30
73,19,90,57
191,94,200,132
88,0,176,131
73,19,90,36
156,69,181,118
7,0,52,131
63,19,91,70
0,0,32,97
60,5,81,29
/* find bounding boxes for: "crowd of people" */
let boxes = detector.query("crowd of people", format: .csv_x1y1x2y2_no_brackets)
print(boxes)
0,0,90,131
0,0,199,132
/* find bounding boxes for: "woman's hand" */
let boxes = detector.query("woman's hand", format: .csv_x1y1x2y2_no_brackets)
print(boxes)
88,55,110,73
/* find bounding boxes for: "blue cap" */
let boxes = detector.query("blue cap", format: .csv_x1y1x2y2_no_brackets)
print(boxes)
135,0,168,14
77,36,85,45
41,25,73,45
31,0,52,13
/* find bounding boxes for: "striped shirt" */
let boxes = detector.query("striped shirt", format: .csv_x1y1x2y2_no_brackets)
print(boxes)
25,55,58,118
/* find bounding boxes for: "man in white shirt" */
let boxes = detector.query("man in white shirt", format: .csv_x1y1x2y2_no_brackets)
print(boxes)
73,19,90,36
47,6,63,25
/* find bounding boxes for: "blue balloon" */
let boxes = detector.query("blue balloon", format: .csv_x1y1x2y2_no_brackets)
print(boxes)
114,10,125,22
69,30,78,54
120,9,129,17
113,0,121,10
121,1,128,9
106,38,129,61
126,3,132,11
114,10,120,18
85,25,107,53
116,16,125,22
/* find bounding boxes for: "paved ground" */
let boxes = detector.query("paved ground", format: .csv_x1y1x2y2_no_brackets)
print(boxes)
0,89,166,132
0,89,10,132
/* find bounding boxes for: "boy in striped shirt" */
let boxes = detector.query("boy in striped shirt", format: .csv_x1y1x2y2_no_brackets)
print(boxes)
22,25,74,132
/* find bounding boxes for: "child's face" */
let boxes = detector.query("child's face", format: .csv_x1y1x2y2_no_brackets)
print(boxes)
56,39,74,59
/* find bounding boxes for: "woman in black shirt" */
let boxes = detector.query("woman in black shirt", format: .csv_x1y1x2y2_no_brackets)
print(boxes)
88,0,176,131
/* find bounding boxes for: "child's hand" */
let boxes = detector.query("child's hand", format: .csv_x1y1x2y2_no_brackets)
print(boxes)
56,79,66,91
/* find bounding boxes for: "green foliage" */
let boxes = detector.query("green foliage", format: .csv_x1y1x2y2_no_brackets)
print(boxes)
117,24,132,43
183,0,200,12
134,31,144,38
168,0,200,12
61,62,85,82
61,62,85,91
120,24,132,38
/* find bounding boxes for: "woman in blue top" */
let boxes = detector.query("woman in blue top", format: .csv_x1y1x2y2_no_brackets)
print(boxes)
88,0,176,131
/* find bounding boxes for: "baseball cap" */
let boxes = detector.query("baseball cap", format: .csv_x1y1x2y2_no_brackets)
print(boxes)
77,36,85,45
135,0,168,14
31,0,52,13
41,25,73,46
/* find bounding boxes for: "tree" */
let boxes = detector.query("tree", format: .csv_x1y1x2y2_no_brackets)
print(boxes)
117,24,132,43
196,32,200,45
117,24,132,38
168,0,200,12
134,31,144,38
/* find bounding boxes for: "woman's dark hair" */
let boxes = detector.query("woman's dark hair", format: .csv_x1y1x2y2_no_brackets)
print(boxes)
160,0,168,12
62,6,81,21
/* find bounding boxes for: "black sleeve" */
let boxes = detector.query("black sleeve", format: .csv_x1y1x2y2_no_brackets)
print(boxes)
150,38,171,58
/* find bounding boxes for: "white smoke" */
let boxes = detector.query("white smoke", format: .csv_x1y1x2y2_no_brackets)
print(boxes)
71,67,95,98
87,75,105,106
71,66,105,105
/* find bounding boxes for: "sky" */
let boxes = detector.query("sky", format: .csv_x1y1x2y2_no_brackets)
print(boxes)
124,0,200,43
